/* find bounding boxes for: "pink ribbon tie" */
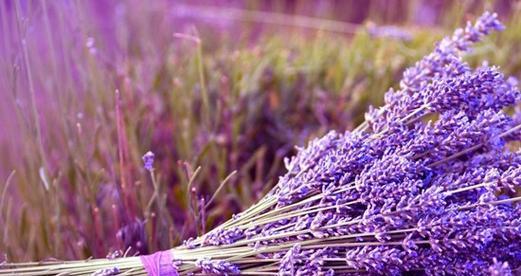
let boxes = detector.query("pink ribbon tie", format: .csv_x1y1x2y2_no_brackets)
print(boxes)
140,250,178,276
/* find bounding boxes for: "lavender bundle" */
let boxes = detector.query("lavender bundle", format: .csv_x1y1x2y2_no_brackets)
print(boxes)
2,11,521,276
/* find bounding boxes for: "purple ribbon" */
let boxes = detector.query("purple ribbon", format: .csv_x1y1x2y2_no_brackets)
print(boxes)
140,250,178,276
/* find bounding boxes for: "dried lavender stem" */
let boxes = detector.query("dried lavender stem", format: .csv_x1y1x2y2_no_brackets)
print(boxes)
185,196,278,247
238,200,361,230
459,195,521,210
431,123,521,166
237,184,357,226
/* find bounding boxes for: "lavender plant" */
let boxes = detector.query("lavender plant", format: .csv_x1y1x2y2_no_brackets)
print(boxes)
1,11,521,276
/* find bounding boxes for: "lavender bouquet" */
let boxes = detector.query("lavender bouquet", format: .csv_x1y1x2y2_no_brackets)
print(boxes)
2,11,521,276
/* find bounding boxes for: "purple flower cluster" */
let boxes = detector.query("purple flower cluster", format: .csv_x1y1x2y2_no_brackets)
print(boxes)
194,258,240,275
489,258,513,276
277,245,334,276
366,12,512,133
179,12,521,275
142,151,155,172
202,227,244,246
91,267,120,276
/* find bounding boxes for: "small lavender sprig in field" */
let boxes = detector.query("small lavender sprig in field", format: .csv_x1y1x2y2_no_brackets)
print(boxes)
142,151,155,172
1,11,521,276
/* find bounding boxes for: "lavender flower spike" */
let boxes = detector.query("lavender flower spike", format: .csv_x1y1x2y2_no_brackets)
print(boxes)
142,151,155,171
488,258,512,276
91,267,120,276
195,258,240,275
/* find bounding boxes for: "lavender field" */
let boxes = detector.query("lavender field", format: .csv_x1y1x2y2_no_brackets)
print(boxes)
2,1,521,275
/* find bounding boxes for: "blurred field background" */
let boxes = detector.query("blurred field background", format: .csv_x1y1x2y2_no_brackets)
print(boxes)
1,0,521,262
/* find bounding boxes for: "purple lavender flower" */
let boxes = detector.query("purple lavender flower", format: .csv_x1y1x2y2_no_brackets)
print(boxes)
202,227,244,246
489,258,513,276
142,151,155,171
106,250,123,260
498,166,521,193
345,246,403,274
367,12,506,133
402,11,503,92
91,267,120,276
279,244,304,275
195,258,240,275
